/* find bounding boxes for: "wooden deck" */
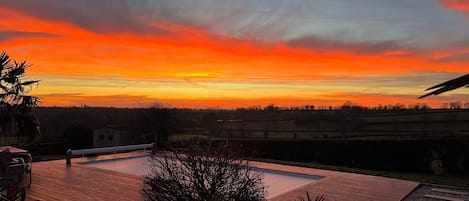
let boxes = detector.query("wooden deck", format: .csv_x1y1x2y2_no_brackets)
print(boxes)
27,160,142,201
26,153,419,201
262,162,420,201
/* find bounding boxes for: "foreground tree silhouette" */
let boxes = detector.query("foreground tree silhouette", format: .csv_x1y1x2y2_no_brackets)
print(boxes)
142,141,266,201
0,51,40,144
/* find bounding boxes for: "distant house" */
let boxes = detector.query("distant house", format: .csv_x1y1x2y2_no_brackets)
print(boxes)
93,125,136,148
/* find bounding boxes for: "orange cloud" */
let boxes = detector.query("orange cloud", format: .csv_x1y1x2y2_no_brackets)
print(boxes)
440,0,469,12
38,94,157,108
0,8,444,80
2,7,469,108
37,92,462,109
4,8,468,77
39,94,322,108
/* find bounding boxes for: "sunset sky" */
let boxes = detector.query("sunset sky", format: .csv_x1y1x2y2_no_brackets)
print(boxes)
1,0,469,108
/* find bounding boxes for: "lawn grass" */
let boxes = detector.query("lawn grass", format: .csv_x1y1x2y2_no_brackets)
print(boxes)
253,158,469,188
0,136,31,146
151,134,469,188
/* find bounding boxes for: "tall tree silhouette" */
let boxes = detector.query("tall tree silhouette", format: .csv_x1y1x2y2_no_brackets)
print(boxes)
419,74,469,99
0,51,41,144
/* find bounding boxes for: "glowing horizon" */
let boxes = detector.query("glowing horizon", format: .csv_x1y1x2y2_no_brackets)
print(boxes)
1,0,469,108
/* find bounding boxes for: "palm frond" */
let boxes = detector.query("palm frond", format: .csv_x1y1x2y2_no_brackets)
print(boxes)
315,194,326,201
0,51,11,71
419,74,469,99
0,84,8,92
20,80,40,86
8,65,25,77
0,51,40,106
297,192,326,201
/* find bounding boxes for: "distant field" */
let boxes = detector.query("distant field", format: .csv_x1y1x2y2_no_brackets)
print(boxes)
213,110,469,141
169,134,210,142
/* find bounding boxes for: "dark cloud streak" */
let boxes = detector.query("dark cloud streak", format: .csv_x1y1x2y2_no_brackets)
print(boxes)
2,0,469,55
0,0,169,35
434,52,469,63
287,35,416,55
0,30,59,41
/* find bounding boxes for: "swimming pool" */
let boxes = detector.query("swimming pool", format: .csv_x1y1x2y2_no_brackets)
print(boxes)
81,155,322,199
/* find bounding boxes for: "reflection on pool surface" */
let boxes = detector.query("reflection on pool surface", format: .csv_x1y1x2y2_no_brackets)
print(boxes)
81,155,322,199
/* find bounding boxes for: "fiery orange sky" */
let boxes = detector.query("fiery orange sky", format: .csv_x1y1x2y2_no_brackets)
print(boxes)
1,0,469,108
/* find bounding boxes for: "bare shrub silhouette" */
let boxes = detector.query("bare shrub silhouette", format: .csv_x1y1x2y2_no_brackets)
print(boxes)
142,141,266,201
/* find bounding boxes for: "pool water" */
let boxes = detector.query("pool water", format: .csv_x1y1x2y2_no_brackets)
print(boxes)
82,156,322,199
